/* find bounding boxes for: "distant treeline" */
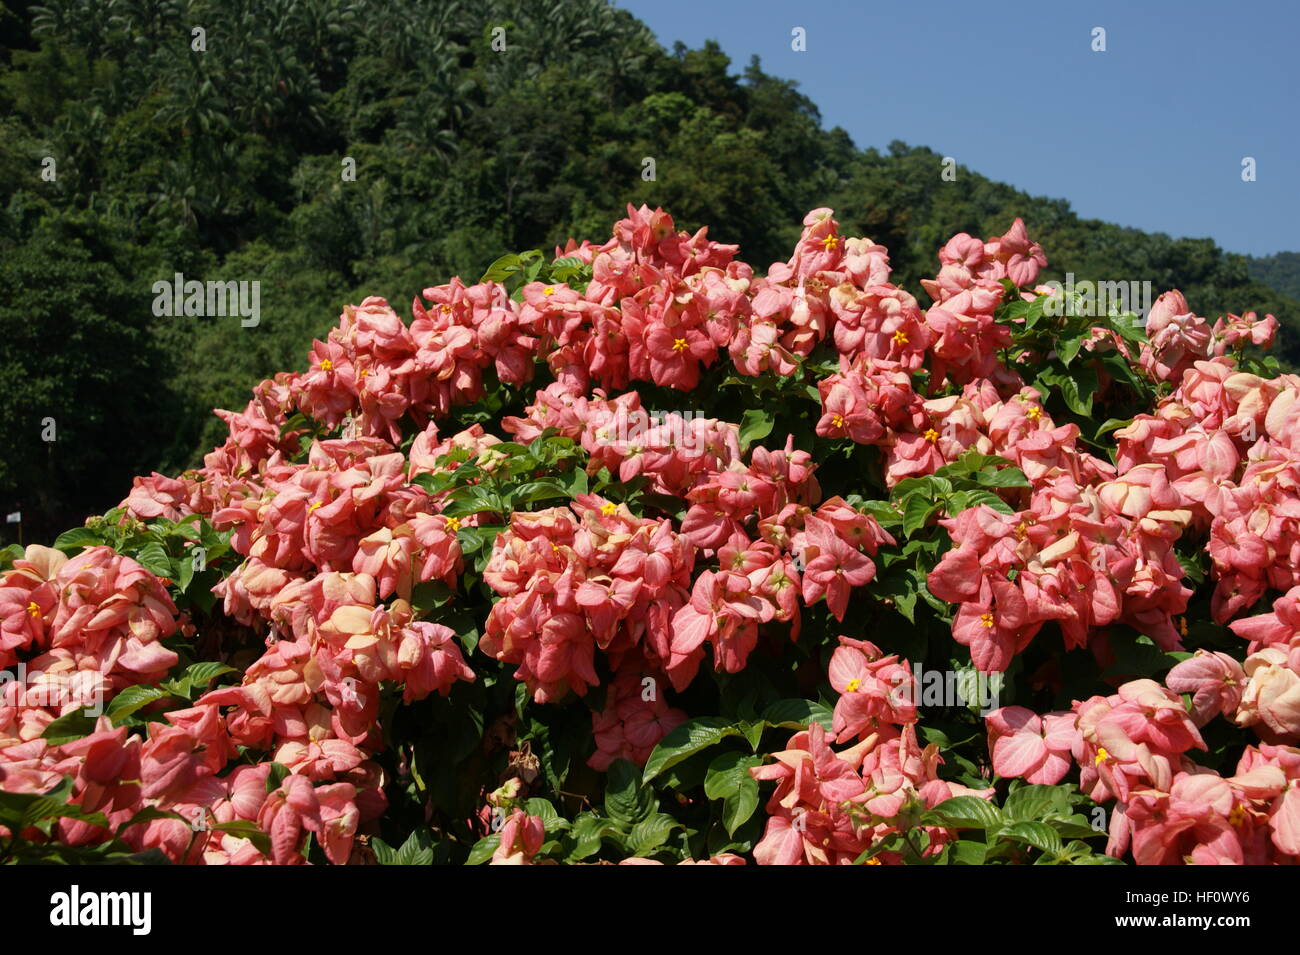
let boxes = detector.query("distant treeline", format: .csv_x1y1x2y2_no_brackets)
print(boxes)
2,0,1296,541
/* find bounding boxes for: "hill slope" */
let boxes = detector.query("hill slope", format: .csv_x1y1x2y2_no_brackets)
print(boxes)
1248,252,1300,301
1,0,1296,539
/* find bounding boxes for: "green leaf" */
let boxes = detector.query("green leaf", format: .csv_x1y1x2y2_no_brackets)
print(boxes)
53,527,103,553
524,798,568,832
410,580,454,611
1052,814,1108,839
703,751,763,800
1000,821,1063,856
510,479,571,506
1003,784,1071,823
721,783,759,837
946,489,1014,516
370,836,400,864
605,759,657,826
760,698,833,731
946,840,987,865
1057,335,1085,367
184,661,236,689
115,806,186,835
1093,417,1132,439
1039,364,1098,417
1103,630,1184,679
936,451,1011,479
106,685,171,724
479,253,521,283
627,813,679,855
704,752,763,836
642,718,741,783
1108,312,1149,345
456,524,503,556
207,819,272,857
971,466,1030,489
902,495,939,536
566,814,619,861
374,828,434,865
929,795,1001,830
176,554,195,592
860,500,903,528
40,708,99,745
465,834,501,865
265,762,292,792
132,541,175,579
737,409,775,450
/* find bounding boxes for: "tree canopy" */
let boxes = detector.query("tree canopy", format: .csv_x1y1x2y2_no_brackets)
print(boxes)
1,0,1295,541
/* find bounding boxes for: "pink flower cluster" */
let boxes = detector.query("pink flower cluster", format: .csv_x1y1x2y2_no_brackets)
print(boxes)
481,496,695,701
911,393,1189,671
987,675,1300,864
9,201,1289,866
750,637,992,865
1138,290,1276,384
0,545,177,789
100,427,493,863
1116,356,1300,621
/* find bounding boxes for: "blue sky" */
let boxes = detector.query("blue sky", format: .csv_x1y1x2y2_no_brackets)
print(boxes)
616,0,1298,256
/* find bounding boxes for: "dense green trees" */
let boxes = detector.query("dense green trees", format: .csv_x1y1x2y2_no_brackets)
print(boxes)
1248,252,1300,301
1,0,1295,542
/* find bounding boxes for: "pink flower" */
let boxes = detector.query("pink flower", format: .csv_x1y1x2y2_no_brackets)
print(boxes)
490,810,545,864
985,707,1076,784
797,516,877,621
395,622,475,703
1166,650,1246,726
1237,647,1300,738
828,637,916,742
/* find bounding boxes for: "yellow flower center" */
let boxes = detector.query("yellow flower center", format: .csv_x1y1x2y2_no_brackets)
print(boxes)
923,428,939,443
1015,521,1029,540
445,516,462,532
440,304,452,314
320,359,333,372
543,287,555,297
1095,747,1109,765
1026,406,1041,420
831,413,845,429
27,601,40,617
891,330,908,345
601,502,617,516
979,612,995,628
359,368,369,379
821,234,839,251
308,501,323,512
844,678,861,693
865,856,881,865
550,541,560,553
672,337,688,353
1228,804,1247,827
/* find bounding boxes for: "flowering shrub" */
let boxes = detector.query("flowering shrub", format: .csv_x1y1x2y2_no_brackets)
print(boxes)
0,203,1294,866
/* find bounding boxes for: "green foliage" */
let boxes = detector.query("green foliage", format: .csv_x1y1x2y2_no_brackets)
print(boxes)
1,0,1295,547
909,784,1119,865
1248,251,1300,301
